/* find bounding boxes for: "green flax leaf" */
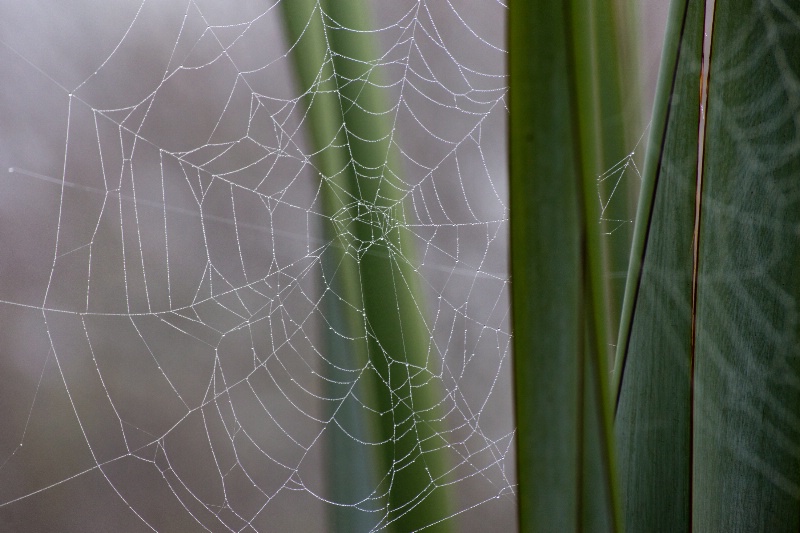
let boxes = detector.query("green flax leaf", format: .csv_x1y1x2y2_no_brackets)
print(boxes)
615,0,800,530
509,0,625,530
693,1,800,529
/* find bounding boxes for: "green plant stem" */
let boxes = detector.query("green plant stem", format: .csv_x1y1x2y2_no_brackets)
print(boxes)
280,2,379,531
572,0,633,373
281,2,453,531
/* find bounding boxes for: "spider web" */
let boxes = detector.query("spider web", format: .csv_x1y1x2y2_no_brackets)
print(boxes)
0,1,518,531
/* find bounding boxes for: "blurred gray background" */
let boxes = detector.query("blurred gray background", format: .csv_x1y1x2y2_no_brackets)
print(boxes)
0,1,665,531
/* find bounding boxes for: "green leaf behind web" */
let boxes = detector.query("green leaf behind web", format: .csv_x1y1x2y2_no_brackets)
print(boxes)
615,0,800,530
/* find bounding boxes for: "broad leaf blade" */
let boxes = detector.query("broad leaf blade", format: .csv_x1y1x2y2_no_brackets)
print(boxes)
616,0,800,530
694,1,800,529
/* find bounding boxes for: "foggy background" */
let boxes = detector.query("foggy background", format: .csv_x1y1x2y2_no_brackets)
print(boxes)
0,1,666,531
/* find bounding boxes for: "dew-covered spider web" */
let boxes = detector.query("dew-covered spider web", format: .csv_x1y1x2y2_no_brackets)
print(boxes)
0,1,644,531
0,1,514,530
